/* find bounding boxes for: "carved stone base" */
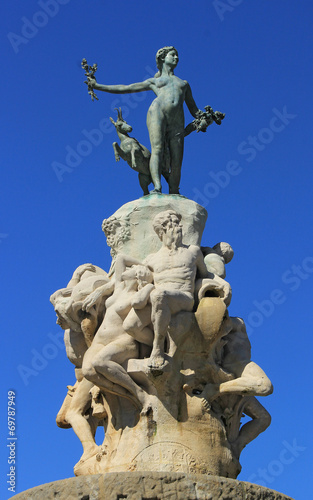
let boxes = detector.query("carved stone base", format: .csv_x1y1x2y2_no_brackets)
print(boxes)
101,194,208,272
11,472,294,500
72,298,241,479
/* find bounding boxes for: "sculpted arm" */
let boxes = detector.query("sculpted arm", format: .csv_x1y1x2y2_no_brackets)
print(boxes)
67,264,96,287
92,78,155,95
184,82,201,118
114,253,144,282
194,247,211,279
82,279,114,312
131,283,155,309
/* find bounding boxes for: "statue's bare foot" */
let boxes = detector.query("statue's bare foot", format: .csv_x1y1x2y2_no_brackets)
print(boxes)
79,445,100,463
150,188,162,194
91,401,107,419
202,397,211,412
148,354,167,374
183,383,219,412
73,445,101,474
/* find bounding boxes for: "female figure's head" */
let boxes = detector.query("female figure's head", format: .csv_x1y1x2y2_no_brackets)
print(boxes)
155,46,179,77
134,265,153,289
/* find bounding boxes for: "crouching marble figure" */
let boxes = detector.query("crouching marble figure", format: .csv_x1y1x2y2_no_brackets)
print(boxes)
51,198,273,478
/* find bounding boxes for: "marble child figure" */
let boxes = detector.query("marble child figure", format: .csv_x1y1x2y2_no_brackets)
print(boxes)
88,46,205,194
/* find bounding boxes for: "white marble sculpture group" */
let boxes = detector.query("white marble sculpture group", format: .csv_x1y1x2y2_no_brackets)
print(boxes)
51,197,273,478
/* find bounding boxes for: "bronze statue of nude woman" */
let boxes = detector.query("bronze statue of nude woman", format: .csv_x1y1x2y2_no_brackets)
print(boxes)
86,46,210,194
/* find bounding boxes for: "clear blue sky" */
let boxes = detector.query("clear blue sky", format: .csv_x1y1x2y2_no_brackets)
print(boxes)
2,1,313,499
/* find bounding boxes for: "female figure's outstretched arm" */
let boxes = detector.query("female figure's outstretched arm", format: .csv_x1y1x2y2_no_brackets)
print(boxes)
90,78,155,95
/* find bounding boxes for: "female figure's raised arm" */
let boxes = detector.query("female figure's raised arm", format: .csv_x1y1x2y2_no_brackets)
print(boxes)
114,254,143,283
91,78,154,95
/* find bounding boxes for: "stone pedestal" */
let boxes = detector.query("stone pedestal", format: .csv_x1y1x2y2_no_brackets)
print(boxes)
101,194,208,273
11,472,294,500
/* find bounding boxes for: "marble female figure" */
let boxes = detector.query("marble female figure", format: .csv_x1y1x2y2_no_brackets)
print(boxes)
89,46,204,194
81,257,154,412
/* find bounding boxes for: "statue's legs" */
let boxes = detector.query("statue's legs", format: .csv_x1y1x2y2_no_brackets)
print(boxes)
65,378,100,461
232,397,271,457
83,339,148,410
147,105,165,193
219,362,273,397
149,289,193,369
138,173,152,196
123,306,153,346
168,132,184,194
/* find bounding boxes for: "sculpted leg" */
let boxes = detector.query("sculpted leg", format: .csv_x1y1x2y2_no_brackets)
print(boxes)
168,133,184,194
65,378,99,461
83,341,148,410
232,397,271,457
138,173,151,196
56,383,77,429
149,148,163,192
93,343,147,405
200,359,273,407
149,290,193,369
219,361,273,397
123,306,153,346
112,142,122,162
149,290,172,369
147,107,165,192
